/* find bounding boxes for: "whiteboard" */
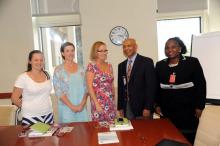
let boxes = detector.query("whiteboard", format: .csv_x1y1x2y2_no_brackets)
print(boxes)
192,31,220,101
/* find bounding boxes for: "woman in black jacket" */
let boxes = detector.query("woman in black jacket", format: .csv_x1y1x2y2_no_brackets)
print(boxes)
155,37,206,144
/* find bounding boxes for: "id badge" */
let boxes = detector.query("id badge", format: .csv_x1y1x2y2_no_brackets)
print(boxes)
169,73,176,83
122,76,127,85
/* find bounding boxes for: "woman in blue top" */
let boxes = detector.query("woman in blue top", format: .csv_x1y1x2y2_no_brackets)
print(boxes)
53,42,88,123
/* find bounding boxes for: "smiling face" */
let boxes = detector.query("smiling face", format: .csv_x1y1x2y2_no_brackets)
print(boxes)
96,44,108,61
29,53,44,71
165,39,181,59
62,45,75,61
122,39,137,58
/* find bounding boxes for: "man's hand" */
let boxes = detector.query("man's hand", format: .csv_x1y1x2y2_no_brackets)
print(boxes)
143,109,151,119
155,106,163,116
118,110,124,117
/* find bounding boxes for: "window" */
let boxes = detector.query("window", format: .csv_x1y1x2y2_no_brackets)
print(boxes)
32,14,82,76
40,26,83,75
157,17,201,60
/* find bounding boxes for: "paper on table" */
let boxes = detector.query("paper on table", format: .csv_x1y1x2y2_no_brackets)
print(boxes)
98,131,119,144
30,122,51,133
28,127,58,137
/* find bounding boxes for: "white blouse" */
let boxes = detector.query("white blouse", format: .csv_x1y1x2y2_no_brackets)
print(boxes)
14,72,53,117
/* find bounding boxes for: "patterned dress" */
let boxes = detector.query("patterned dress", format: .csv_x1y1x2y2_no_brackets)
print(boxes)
87,62,116,123
53,64,88,123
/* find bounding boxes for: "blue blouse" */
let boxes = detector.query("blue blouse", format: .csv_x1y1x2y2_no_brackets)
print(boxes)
53,64,88,123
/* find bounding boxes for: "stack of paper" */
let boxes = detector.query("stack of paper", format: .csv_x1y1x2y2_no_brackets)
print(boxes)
28,122,57,137
30,122,51,133
98,132,119,144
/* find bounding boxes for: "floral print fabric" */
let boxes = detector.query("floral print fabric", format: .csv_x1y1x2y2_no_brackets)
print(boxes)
87,62,116,123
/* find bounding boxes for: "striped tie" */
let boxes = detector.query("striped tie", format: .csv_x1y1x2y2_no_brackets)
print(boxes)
127,59,132,82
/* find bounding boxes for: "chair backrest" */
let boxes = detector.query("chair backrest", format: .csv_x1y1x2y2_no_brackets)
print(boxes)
0,92,12,99
0,105,17,125
0,92,22,125
15,107,22,125
194,105,220,146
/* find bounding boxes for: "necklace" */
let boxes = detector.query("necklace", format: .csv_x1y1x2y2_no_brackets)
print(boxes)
168,62,179,67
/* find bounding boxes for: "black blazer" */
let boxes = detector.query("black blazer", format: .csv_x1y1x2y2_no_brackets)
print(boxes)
118,54,156,117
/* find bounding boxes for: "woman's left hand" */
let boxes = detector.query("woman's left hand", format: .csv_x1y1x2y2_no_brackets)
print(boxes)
78,104,84,112
112,94,115,101
195,108,203,118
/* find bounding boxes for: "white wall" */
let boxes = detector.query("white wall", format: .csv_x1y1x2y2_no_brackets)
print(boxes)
157,0,207,13
80,0,157,119
80,0,158,81
31,0,79,15
208,0,220,32
0,0,34,92
1,0,219,103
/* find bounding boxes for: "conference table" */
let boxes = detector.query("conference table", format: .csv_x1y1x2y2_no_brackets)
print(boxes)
0,119,191,146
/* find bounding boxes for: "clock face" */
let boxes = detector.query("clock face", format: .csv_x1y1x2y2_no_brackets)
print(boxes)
109,26,129,46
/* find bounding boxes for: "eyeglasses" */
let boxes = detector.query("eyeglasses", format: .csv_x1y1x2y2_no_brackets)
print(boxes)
97,49,108,53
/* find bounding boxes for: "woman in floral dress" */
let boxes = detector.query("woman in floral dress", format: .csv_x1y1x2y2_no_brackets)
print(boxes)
86,41,116,123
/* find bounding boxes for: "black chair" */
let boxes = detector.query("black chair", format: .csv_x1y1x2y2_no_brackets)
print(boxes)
156,139,190,146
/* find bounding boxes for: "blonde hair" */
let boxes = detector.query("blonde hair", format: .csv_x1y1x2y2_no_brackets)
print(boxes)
90,41,106,60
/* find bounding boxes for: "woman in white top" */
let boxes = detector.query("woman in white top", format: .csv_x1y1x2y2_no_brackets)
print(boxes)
11,50,53,126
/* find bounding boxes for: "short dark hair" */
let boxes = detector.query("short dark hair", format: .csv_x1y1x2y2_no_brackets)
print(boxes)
165,37,187,54
27,50,43,72
60,42,75,59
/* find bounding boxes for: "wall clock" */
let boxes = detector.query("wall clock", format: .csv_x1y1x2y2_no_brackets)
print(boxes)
109,26,129,46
